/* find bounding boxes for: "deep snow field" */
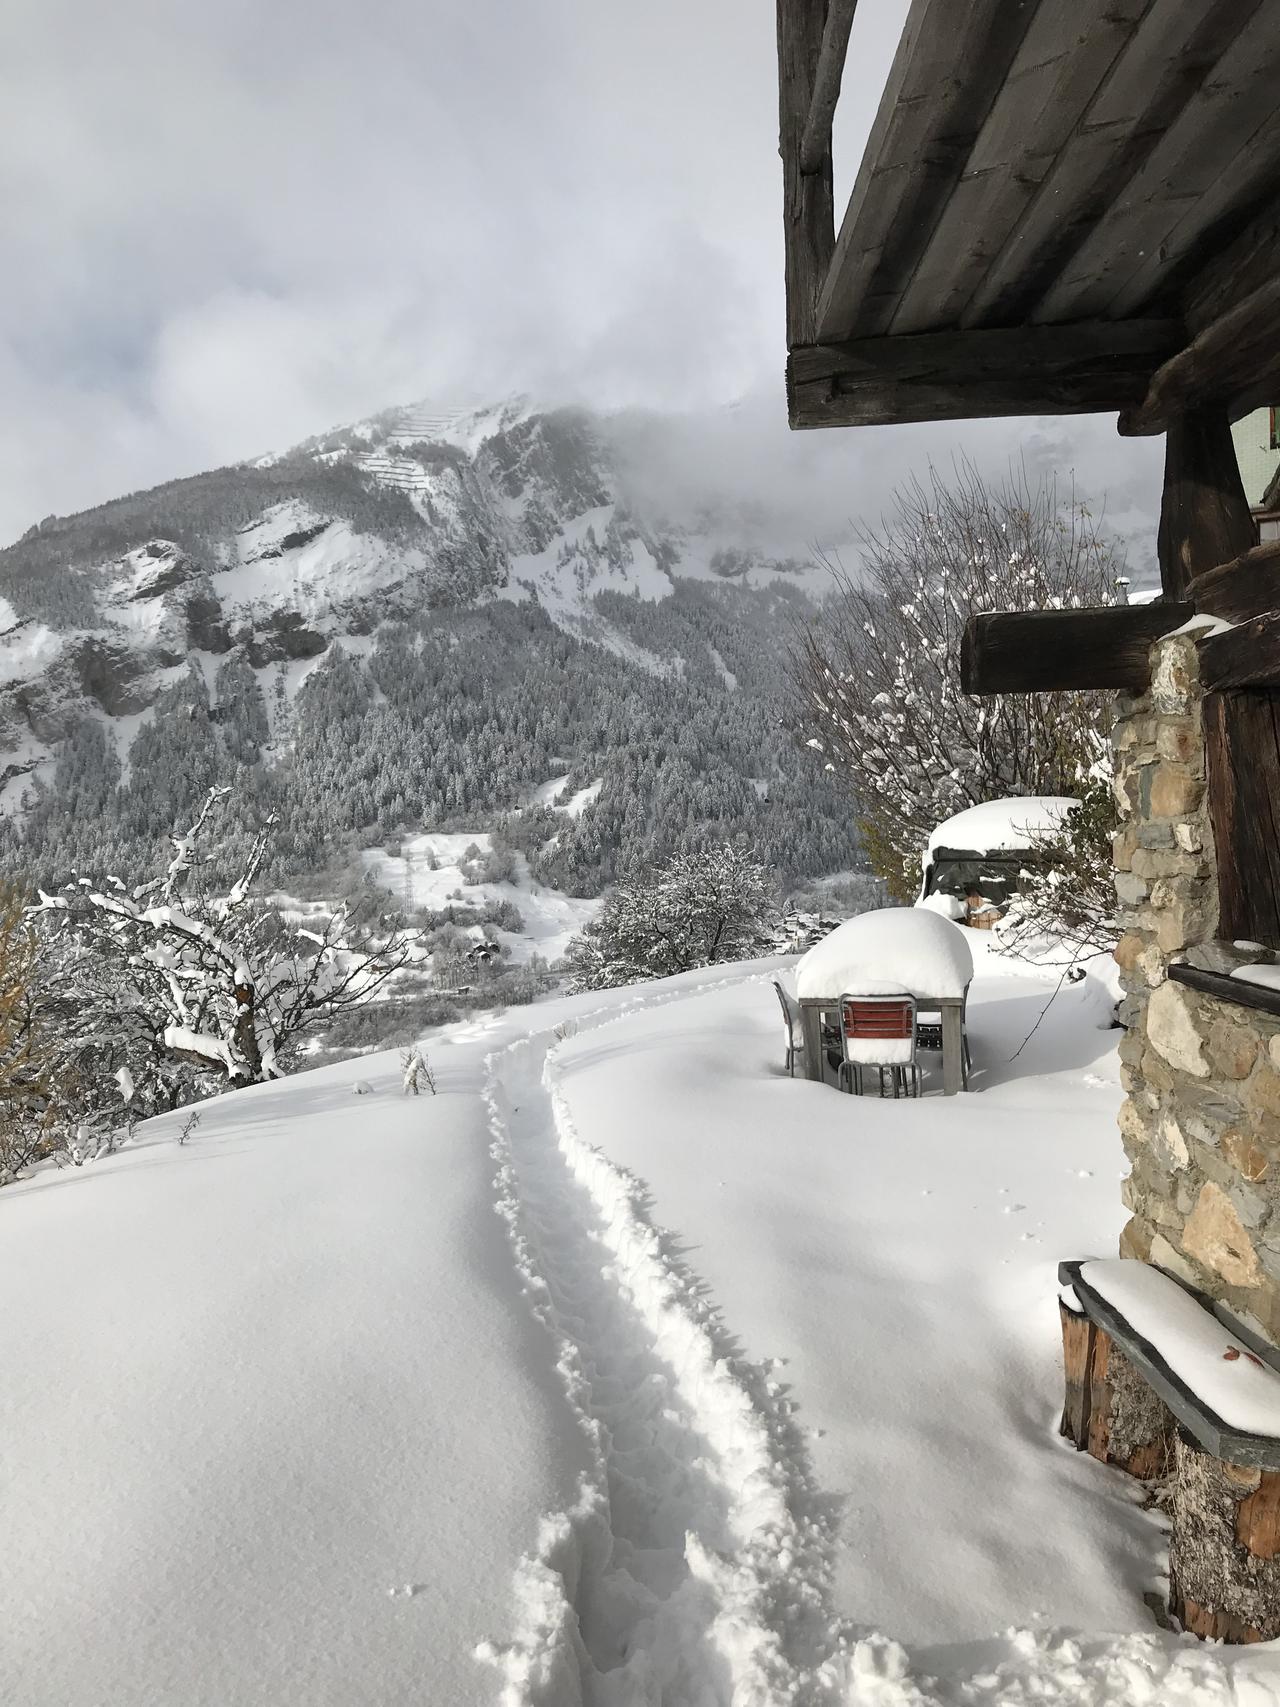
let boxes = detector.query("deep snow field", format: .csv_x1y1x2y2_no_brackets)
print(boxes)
5,939,1280,1706
361,825,601,966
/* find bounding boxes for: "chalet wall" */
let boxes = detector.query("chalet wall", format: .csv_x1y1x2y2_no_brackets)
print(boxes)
1113,633,1280,1343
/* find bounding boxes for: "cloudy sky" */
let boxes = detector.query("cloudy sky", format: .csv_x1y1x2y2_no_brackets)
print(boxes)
3,0,1163,560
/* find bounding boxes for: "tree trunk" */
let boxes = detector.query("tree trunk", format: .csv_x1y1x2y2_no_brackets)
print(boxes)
1059,1302,1174,1479
1170,1432,1280,1642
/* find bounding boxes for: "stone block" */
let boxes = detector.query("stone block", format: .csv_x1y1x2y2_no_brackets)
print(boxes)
1173,821,1204,854
1155,718,1201,769
1157,1112,1191,1169
1182,1181,1264,1289
1114,873,1150,909
1113,826,1139,872
1246,1063,1280,1128
1118,1097,1155,1155
1206,1015,1262,1080
1113,930,1146,974
1119,1216,1153,1262
1150,1231,1201,1286
1151,637,1199,715
1131,847,1205,882
1148,764,1203,818
1145,981,1210,1078
1139,1044,1177,1093
1224,1128,1271,1184
1137,821,1176,850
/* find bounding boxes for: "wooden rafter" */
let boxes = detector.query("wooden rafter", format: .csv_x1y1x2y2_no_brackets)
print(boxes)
777,0,1280,431
799,0,858,175
777,0,836,348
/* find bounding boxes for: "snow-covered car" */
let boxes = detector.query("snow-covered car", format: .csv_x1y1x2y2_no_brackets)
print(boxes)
918,796,1078,918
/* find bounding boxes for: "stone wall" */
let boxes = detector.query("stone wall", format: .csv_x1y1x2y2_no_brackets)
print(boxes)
1113,632,1280,1342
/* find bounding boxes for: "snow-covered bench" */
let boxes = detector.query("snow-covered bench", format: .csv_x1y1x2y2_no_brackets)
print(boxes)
1058,1257,1280,1642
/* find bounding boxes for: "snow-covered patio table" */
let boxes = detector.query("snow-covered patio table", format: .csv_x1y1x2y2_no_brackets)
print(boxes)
794,906,976,1095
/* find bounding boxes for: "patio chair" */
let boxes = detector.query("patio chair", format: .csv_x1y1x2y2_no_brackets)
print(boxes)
773,979,840,1078
837,994,921,1098
773,979,804,1077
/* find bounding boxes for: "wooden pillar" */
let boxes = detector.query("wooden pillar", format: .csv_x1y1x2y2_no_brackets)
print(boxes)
777,0,835,350
1059,1304,1173,1479
1157,407,1256,600
1170,1433,1280,1642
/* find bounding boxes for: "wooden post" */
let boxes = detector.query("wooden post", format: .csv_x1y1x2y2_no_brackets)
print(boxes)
1157,407,1256,601
1170,1432,1280,1642
777,0,836,352
1059,1306,1173,1480
940,1000,963,1096
800,1002,825,1082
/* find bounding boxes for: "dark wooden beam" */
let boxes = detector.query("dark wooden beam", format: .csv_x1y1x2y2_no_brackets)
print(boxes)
778,0,836,349
1189,541,1280,624
960,603,1193,696
799,0,858,174
1155,408,1256,601
1169,962,1280,1021
1202,689,1280,945
815,0,1037,343
1199,613,1280,692
787,319,1181,430
1118,277,1280,436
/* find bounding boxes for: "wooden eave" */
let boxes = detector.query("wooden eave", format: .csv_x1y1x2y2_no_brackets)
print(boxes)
780,0,1280,434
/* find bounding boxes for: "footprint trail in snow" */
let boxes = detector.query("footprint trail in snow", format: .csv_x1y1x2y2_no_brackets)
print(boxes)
479,1011,838,1706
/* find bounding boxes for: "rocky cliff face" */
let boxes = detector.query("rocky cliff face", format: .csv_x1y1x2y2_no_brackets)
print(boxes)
0,398,817,806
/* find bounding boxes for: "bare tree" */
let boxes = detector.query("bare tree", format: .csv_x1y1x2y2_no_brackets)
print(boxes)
0,882,59,1181
790,461,1121,898
33,787,412,1104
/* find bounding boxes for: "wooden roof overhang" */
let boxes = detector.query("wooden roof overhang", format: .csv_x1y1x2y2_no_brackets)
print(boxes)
779,0,1280,951
778,0,1280,660
779,0,1280,442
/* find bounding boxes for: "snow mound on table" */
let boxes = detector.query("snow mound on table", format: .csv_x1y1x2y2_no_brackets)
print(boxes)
1082,1259,1280,1437
927,795,1077,855
796,907,973,1001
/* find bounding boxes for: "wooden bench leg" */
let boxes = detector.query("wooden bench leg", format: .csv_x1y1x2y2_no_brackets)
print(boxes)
1170,1435,1280,1642
1059,1302,1173,1479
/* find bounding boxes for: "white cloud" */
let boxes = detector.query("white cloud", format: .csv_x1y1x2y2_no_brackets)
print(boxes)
0,0,1162,554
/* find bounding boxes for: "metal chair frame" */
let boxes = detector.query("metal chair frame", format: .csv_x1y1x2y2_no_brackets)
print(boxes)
773,979,804,1077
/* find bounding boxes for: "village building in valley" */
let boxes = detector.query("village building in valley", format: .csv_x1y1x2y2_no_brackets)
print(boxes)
777,0,1280,1642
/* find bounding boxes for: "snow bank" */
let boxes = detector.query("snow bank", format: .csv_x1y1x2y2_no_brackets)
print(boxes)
927,796,1077,856
796,907,974,1001
1082,1258,1280,1437
1234,963,1280,993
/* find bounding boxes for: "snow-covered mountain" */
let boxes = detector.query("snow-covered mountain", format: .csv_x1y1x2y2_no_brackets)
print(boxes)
0,396,824,806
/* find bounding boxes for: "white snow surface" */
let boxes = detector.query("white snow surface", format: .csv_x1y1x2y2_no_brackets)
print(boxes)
7,943,1280,1705
1080,1258,1280,1437
796,905,974,1001
927,795,1078,856
361,830,598,965
1234,963,1280,993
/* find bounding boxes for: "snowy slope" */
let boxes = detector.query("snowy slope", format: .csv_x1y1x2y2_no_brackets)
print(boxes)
7,946,1280,1704
361,830,598,964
